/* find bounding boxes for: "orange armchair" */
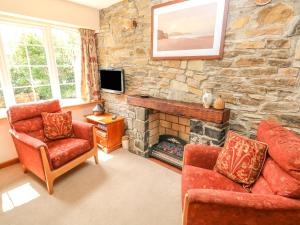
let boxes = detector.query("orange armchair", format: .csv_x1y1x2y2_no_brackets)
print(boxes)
7,100,98,194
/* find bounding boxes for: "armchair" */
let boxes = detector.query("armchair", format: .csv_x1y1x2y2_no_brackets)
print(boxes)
182,120,300,225
7,100,98,194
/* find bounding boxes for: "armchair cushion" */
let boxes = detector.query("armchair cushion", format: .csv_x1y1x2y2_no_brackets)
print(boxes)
257,120,300,180
183,144,222,169
214,131,268,186
182,165,246,205
72,120,94,147
12,116,47,142
262,159,300,198
42,111,74,140
47,138,91,169
251,177,274,195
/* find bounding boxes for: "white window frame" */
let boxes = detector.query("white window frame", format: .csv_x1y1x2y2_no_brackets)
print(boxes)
0,19,82,114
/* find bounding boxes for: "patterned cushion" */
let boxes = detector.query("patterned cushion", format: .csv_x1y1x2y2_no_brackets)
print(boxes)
214,131,268,186
47,138,91,169
42,111,74,140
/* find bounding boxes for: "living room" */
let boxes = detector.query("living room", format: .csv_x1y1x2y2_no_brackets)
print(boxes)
0,0,300,225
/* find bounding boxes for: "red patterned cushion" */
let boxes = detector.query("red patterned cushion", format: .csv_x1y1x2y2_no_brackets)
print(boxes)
214,131,268,186
42,111,74,140
47,138,91,169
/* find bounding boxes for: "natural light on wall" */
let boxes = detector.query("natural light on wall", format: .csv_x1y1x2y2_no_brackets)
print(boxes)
1,183,40,212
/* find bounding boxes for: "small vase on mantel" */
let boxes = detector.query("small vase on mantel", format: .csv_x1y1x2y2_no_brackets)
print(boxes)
202,89,213,109
213,95,225,110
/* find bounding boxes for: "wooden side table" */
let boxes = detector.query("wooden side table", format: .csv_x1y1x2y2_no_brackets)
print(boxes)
85,113,125,153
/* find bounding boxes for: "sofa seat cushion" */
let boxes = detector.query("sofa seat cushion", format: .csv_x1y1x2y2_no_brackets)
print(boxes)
257,120,300,180
47,138,91,169
182,165,246,203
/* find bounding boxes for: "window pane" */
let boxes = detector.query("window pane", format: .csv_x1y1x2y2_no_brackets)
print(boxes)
55,48,74,65
0,90,5,108
27,46,47,65
60,84,76,99
10,45,28,65
14,87,34,103
1,24,53,104
10,67,31,87
31,67,50,85
57,66,75,83
35,86,52,100
51,28,80,100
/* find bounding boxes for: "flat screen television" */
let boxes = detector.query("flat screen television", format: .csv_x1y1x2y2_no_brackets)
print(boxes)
99,68,124,94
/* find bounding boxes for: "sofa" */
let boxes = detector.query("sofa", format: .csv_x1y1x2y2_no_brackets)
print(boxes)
182,120,300,225
7,100,98,194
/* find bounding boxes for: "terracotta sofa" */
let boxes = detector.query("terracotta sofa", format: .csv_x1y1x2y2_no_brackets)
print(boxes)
7,100,98,194
182,120,300,225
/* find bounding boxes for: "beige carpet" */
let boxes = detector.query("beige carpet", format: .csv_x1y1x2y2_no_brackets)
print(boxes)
0,149,181,225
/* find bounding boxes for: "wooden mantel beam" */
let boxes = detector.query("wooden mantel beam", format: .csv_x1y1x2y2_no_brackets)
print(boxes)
127,95,230,124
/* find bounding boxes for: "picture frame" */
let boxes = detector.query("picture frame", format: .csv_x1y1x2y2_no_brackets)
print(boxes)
151,0,229,60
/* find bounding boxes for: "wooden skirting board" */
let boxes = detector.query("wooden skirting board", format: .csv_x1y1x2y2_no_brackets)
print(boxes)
0,158,19,169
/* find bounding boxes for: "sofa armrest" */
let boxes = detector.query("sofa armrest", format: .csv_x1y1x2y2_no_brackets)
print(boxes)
9,129,47,149
72,120,94,146
183,189,300,225
183,144,222,169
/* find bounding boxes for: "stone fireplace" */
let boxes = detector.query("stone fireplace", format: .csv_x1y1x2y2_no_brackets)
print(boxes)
126,95,230,168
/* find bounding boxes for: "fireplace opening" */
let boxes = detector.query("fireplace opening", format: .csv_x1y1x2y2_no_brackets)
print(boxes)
149,135,187,168
148,111,190,168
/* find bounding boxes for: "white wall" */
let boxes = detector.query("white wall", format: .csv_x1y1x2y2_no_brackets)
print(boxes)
0,0,99,30
0,104,95,164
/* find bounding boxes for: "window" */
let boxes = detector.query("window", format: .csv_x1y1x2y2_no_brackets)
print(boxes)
51,28,80,99
0,21,81,111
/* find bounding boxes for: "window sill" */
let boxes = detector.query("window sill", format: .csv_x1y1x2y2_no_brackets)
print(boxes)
0,99,104,121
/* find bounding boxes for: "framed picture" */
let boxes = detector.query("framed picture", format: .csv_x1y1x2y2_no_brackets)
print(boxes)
151,0,229,60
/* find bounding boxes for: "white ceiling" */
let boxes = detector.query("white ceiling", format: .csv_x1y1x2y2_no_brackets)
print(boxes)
66,0,122,9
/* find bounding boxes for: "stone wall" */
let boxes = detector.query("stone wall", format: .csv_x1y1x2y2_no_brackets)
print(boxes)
97,0,300,137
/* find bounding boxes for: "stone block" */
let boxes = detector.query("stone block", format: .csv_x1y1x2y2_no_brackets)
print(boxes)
149,127,159,137
190,119,203,134
230,16,250,30
134,120,149,132
179,132,189,143
235,57,265,67
190,133,210,145
134,139,148,151
266,39,290,49
160,120,171,129
172,123,186,132
235,41,265,49
179,117,189,126
159,113,166,120
257,3,293,25
149,120,159,129
166,128,178,137
165,114,179,123
204,127,226,141
149,113,159,122
159,126,166,135
135,107,149,121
